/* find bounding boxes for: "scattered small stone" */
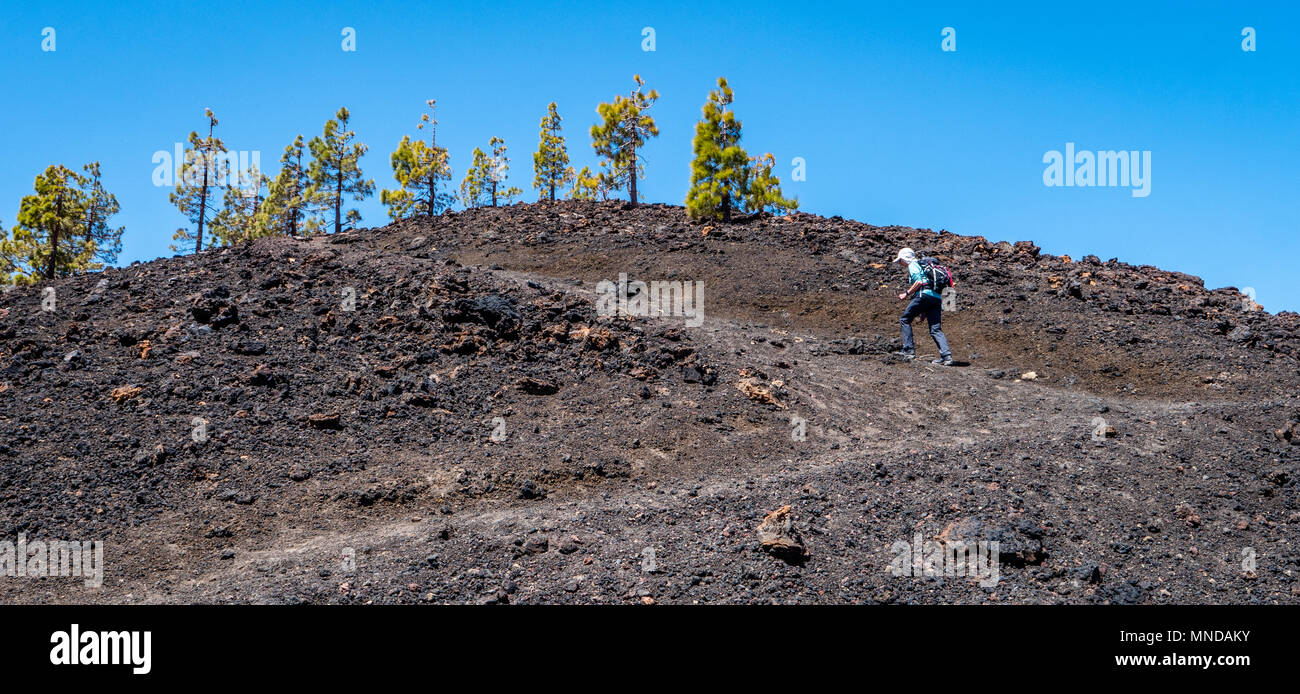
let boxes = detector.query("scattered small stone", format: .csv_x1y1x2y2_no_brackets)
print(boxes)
307,413,342,429
523,538,549,555
757,505,808,564
516,376,559,395
519,479,546,499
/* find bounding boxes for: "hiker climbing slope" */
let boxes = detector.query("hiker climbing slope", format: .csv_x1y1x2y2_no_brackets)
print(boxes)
892,247,954,366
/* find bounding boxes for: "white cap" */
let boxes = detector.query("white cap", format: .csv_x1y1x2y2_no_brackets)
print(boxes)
894,247,917,264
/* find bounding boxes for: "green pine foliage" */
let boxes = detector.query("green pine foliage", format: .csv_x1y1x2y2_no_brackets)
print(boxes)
487,136,523,206
3,75,807,284
170,109,227,253
381,100,454,221
259,136,312,236
79,162,124,267
568,165,612,201
685,78,797,221
307,107,375,234
744,152,797,216
686,77,748,221
459,147,491,208
462,138,522,208
209,166,270,246
532,102,573,202
590,75,659,206
1,162,124,283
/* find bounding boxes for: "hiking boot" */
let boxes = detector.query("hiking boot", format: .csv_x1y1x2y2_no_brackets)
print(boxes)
892,350,916,360
931,356,955,366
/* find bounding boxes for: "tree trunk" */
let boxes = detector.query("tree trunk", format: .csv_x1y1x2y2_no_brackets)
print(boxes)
628,148,638,207
197,156,208,252
47,221,57,279
290,153,302,235
84,173,100,255
47,190,63,279
334,169,343,234
85,207,98,255
250,190,262,243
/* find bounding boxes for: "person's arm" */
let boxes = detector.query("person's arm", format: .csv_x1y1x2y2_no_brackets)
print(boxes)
898,280,925,300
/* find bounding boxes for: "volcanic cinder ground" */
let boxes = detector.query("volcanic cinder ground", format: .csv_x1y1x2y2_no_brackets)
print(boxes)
1,201,1297,604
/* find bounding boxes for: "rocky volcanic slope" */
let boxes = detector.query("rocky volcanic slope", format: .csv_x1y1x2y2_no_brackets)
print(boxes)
1,201,1296,604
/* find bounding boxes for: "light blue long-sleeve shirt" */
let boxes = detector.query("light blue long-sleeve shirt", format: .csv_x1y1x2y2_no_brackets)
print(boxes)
907,261,943,299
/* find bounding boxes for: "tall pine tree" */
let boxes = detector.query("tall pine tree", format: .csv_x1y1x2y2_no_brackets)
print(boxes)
307,107,374,234
260,135,311,236
532,102,572,202
1,163,124,283
381,100,454,220
0,217,13,285
686,77,748,221
14,165,86,280
744,153,797,216
569,165,610,200
170,109,227,253
459,147,491,208
685,78,797,221
210,165,270,246
590,75,659,207
486,136,522,206
79,162,124,266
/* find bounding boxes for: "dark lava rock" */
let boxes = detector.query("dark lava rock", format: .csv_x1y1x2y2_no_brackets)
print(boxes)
233,340,268,355
516,376,559,395
190,287,239,328
1228,326,1254,343
1071,564,1103,585
131,444,168,467
522,538,549,555
446,295,522,337
518,479,546,499
1100,579,1148,605
941,518,1046,567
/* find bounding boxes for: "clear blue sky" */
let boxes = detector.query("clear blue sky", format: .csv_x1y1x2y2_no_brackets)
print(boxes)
2,1,1296,311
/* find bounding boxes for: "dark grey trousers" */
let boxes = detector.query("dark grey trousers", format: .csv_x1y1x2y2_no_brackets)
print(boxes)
900,294,951,358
